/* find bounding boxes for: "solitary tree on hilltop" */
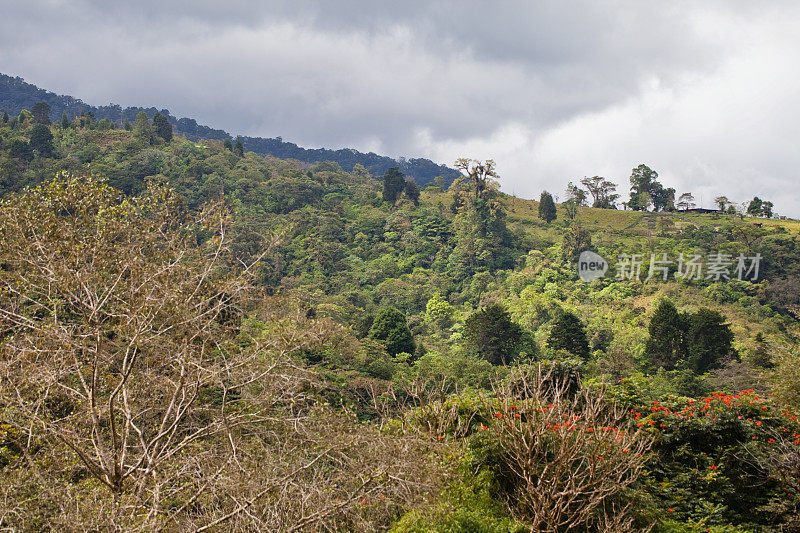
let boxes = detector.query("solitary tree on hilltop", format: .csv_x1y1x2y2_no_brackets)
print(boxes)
676,192,696,211
747,196,763,216
538,191,557,223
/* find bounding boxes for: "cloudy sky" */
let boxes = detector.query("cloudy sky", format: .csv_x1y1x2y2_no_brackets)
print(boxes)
2,1,799,214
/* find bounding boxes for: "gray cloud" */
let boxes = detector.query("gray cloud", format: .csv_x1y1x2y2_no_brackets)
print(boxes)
1,1,799,214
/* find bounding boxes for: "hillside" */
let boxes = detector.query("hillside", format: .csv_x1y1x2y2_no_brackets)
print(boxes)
1,112,799,531
0,73,461,186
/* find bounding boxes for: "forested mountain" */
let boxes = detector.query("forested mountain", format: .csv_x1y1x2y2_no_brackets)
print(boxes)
0,73,461,185
1,109,799,531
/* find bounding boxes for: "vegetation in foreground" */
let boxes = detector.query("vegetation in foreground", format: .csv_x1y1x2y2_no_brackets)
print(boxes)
0,109,799,531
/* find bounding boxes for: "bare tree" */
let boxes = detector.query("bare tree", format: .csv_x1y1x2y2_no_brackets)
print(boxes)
480,366,653,532
0,175,442,531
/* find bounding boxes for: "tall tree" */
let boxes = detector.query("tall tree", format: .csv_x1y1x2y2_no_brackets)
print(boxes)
2,110,8,123
29,124,54,156
747,196,763,216
714,196,730,212
644,299,686,370
60,111,69,129
464,304,525,365
31,101,51,125
762,201,774,218
676,192,696,211
566,182,588,205
629,164,673,211
404,178,420,205
538,191,557,223
133,111,154,144
454,158,498,199
685,308,734,374
547,310,590,360
368,307,415,357
382,167,405,204
234,136,244,157
581,176,619,208
152,112,173,142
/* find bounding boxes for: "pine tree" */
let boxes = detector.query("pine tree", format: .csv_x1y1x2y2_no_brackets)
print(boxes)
644,299,686,370
223,138,233,151
382,167,405,204
61,111,69,129
234,136,244,157
152,112,173,142
685,308,734,374
464,304,524,365
29,124,55,156
538,191,557,223
548,310,590,360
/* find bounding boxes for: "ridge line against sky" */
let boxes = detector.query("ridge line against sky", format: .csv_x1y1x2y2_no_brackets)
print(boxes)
1,1,799,215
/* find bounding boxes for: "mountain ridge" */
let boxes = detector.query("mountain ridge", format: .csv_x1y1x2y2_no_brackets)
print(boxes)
0,73,460,185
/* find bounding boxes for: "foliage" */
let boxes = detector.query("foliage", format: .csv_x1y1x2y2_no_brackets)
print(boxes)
463,304,532,365
369,307,416,357
538,191,557,223
547,310,590,360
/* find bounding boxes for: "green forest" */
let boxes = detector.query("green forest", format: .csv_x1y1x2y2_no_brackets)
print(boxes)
1,105,799,532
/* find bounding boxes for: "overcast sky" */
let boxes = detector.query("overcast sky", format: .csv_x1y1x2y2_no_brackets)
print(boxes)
2,1,799,214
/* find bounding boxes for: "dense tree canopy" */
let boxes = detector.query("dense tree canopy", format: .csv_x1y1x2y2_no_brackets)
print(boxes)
368,307,415,356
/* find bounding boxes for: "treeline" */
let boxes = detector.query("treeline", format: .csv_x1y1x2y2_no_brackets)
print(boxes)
0,78,460,185
536,163,777,222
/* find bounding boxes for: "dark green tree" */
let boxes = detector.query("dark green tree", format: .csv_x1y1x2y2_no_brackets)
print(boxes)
464,304,525,365
747,196,763,216
684,308,734,374
61,111,69,129
538,191,557,223
404,178,420,205
644,299,686,370
368,307,415,357
124,119,132,131
629,164,673,211
382,167,405,204
234,136,244,157
152,112,173,142
29,124,54,157
2,111,8,123
31,102,51,125
761,201,774,218
223,138,233,151
548,310,590,360
9,139,33,163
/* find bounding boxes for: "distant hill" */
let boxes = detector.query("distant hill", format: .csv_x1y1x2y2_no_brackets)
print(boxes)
0,73,460,185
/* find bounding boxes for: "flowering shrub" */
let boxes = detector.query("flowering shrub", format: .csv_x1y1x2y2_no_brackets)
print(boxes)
627,389,800,529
